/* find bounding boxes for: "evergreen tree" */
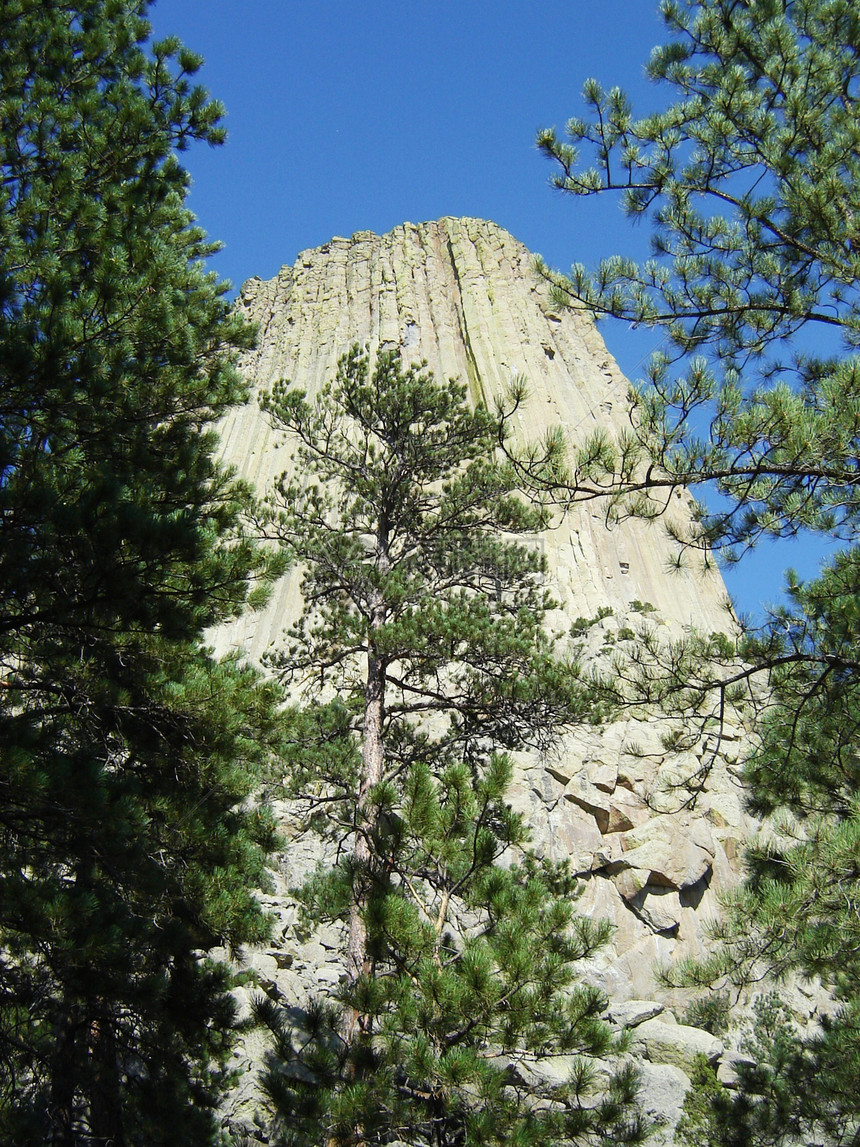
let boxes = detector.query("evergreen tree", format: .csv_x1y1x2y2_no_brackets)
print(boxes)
531,0,860,1141
0,3,282,1142
677,992,860,1147
255,347,646,1146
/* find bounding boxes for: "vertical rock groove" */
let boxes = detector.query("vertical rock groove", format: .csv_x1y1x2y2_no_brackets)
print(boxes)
445,233,484,407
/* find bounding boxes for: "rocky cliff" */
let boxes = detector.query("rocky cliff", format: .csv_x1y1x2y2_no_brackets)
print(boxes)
215,217,755,1136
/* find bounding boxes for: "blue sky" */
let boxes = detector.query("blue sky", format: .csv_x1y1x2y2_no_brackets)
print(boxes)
149,0,835,618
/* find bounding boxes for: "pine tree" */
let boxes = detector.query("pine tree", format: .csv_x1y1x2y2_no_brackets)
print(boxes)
254,347,646,1146
0,3,283,1142
530,0,860,1141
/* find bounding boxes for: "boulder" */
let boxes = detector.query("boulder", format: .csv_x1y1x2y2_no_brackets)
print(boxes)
616,816,716,890
717,1051,757,1089
627,885,684,935
632,1018,724,1073
636,1061,692,1145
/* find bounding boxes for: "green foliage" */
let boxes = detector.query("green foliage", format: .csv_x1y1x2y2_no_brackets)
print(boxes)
678,994,860,1147
668,554,860,1017
257,766,642,1147
534,0,860,558
261,347,597,786
0,3,283,1142
683,993,731,1038
571,606,614,637
256,348,644,1146
675,1056,729,1147
535,1,860,1142
628,601,656,615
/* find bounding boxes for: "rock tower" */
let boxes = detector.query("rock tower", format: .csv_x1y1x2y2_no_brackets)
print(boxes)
216,218,752,1133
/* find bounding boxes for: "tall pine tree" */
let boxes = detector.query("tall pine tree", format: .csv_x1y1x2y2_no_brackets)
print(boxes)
531,0,860,1141
254,347,646,1147
0,3,282,1143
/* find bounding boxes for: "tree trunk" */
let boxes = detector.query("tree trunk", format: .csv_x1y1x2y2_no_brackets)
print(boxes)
50,1006,79,1147
88,998,125,1147
343,507,390,1044
343,631,386,1040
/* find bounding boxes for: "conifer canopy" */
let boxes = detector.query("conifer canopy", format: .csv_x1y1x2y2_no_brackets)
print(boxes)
538,1,860,1141
0,3,282,1142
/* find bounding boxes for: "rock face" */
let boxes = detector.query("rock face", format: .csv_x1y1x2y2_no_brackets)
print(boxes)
215,217,754,1134
218,216,732,661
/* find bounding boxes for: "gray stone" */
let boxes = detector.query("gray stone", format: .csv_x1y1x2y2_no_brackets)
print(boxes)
612,866,648,900
547,805,605,872
717,1051,757,1089
316,922,345,950
636,1061,692,1145
607,787,651,832
273,968,308,1002
590,760,618,793
228,986,254,1025
248,952,279,980
315,965,343,987
505,1053,581,1090
607,999,667,1028
563,774,612,832
616,816,716,890
632,1018,724,1073
628,885,684,935
296,939,328,967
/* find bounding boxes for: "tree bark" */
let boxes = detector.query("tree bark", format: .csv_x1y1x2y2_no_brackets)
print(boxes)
345,641,385,992
343,516,390,1043
50,1005,79,1147
88,998,125,1147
